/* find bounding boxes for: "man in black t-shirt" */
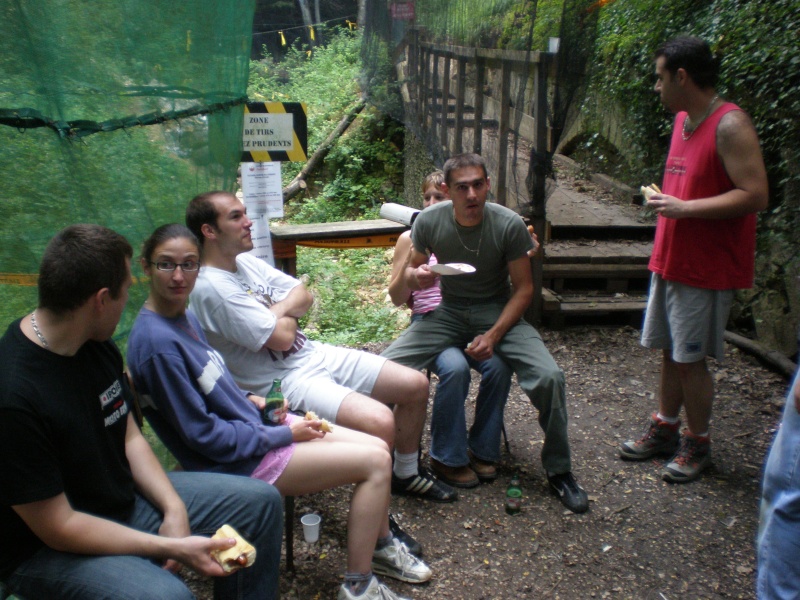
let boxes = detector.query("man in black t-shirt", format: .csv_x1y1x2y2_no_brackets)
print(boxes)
0,224,282,600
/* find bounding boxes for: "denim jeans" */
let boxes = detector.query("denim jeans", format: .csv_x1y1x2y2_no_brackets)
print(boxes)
5,472,283,600
428,347,512,467
757,370,800,599
384,301,571,474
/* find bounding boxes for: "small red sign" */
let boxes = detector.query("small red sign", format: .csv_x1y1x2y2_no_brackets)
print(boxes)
390,2,415,20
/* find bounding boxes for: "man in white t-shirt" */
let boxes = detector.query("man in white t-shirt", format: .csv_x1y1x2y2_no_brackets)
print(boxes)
185,191,457,504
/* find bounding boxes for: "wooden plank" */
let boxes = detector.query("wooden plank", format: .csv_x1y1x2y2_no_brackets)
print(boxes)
541,288,561,311
558,300,647,314
441,55,451,152
473,58,486,155
496,61,511,206
454,58,466,152
270,219,406,241
542,264,650,279
545,240,653,264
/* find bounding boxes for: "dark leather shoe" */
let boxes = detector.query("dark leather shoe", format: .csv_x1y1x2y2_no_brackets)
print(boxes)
430,458,479,489
388,513,422,557
392,467,459,502
468,451,498,483
547,472,589,514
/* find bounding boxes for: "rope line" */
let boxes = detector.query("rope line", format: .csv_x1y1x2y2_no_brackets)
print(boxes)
0,94,248,139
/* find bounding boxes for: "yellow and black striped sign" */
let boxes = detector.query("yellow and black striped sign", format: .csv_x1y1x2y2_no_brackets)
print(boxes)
242,102,308,162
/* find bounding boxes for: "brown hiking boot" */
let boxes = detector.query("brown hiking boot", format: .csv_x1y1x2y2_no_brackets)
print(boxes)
468,451,498,483
619,413,681,460
430,458,479,488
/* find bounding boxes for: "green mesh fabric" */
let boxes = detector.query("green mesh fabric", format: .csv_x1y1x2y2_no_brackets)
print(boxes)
0,0,256,339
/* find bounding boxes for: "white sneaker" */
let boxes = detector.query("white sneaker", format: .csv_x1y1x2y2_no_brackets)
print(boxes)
372,537,432,583
338,575,411,600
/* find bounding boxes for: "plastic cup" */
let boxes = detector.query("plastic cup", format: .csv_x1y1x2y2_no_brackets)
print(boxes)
300,513,321,543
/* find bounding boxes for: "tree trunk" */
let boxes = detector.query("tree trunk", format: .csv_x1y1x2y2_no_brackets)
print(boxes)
282,100,367,202
723,330,797,379
296,0,314,47
357,0,367,28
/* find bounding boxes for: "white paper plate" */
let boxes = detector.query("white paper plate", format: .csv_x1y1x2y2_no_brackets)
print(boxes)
429,262,476,276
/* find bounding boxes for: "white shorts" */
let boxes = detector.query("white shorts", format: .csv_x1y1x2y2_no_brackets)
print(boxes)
280,343,387,422
641,273,734,362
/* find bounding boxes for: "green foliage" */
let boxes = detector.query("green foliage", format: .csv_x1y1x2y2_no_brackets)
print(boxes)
297,247,408,345
248,27,407,345
584,0,799,198
415,0,519,45
249,27,404,224
497,0,565,51
248,26,363,184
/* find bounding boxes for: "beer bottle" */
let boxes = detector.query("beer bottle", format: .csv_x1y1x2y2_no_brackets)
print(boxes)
505,472,522,515
262,379,284,425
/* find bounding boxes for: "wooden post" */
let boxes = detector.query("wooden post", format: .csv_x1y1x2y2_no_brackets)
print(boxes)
420,46,430,126
496,59,511,207
454,57,466,152
431,50,440,141
527,55,551,324
440,51,451,155
473,57,485,155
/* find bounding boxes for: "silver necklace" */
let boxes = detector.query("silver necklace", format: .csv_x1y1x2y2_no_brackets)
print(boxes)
452,209,484,256
30,311,48,347
682,94,719,141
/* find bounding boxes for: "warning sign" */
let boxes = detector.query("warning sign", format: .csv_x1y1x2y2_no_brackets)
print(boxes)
390,2,415,20
242,102,308,162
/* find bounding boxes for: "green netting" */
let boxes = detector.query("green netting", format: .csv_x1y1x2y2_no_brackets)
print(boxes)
0,0,256,338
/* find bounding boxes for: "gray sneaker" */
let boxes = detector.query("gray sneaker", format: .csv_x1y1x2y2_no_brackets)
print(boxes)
372,538,432,583
619,413,681,460
662,433,711,483
338,575,410,600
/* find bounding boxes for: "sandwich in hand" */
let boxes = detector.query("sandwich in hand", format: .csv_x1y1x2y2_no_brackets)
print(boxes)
211,524,257,573
305,410,334,433
640,183,662,202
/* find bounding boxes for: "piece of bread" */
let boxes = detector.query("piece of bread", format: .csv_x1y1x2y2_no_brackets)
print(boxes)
305,410,334,433
211,524,257,573
640,183,662,202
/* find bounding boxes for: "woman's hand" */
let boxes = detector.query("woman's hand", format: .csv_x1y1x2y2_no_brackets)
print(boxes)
289,418,326,442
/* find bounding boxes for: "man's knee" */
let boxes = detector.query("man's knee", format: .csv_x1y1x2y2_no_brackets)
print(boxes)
338,397,395,446
435,349,471,387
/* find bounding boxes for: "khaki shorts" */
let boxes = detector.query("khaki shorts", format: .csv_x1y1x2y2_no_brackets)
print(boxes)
641,273,734,362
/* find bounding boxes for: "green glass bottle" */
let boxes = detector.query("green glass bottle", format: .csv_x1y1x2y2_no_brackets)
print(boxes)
262,379,284,425
505,472,522,515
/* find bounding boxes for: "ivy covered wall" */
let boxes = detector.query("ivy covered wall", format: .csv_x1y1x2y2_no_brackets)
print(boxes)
572,0,799,357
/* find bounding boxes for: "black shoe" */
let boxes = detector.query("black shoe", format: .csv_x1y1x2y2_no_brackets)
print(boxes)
547,472,589,514
388,513,423,557
391,467,458,503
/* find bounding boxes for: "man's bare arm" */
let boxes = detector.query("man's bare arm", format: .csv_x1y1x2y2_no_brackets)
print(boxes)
125,413,190,572
465,255,533,360
261,283,312,352
270,284,313,319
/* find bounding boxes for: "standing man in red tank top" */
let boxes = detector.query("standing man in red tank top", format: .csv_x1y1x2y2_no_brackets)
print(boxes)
619,36,768,483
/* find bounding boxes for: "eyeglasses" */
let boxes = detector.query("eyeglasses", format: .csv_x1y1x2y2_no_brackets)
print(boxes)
150,261,201,272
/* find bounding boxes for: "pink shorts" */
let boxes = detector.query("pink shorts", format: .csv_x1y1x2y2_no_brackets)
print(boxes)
250,414,299,484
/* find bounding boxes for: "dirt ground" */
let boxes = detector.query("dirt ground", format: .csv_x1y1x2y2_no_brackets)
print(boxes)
186,326,791,599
